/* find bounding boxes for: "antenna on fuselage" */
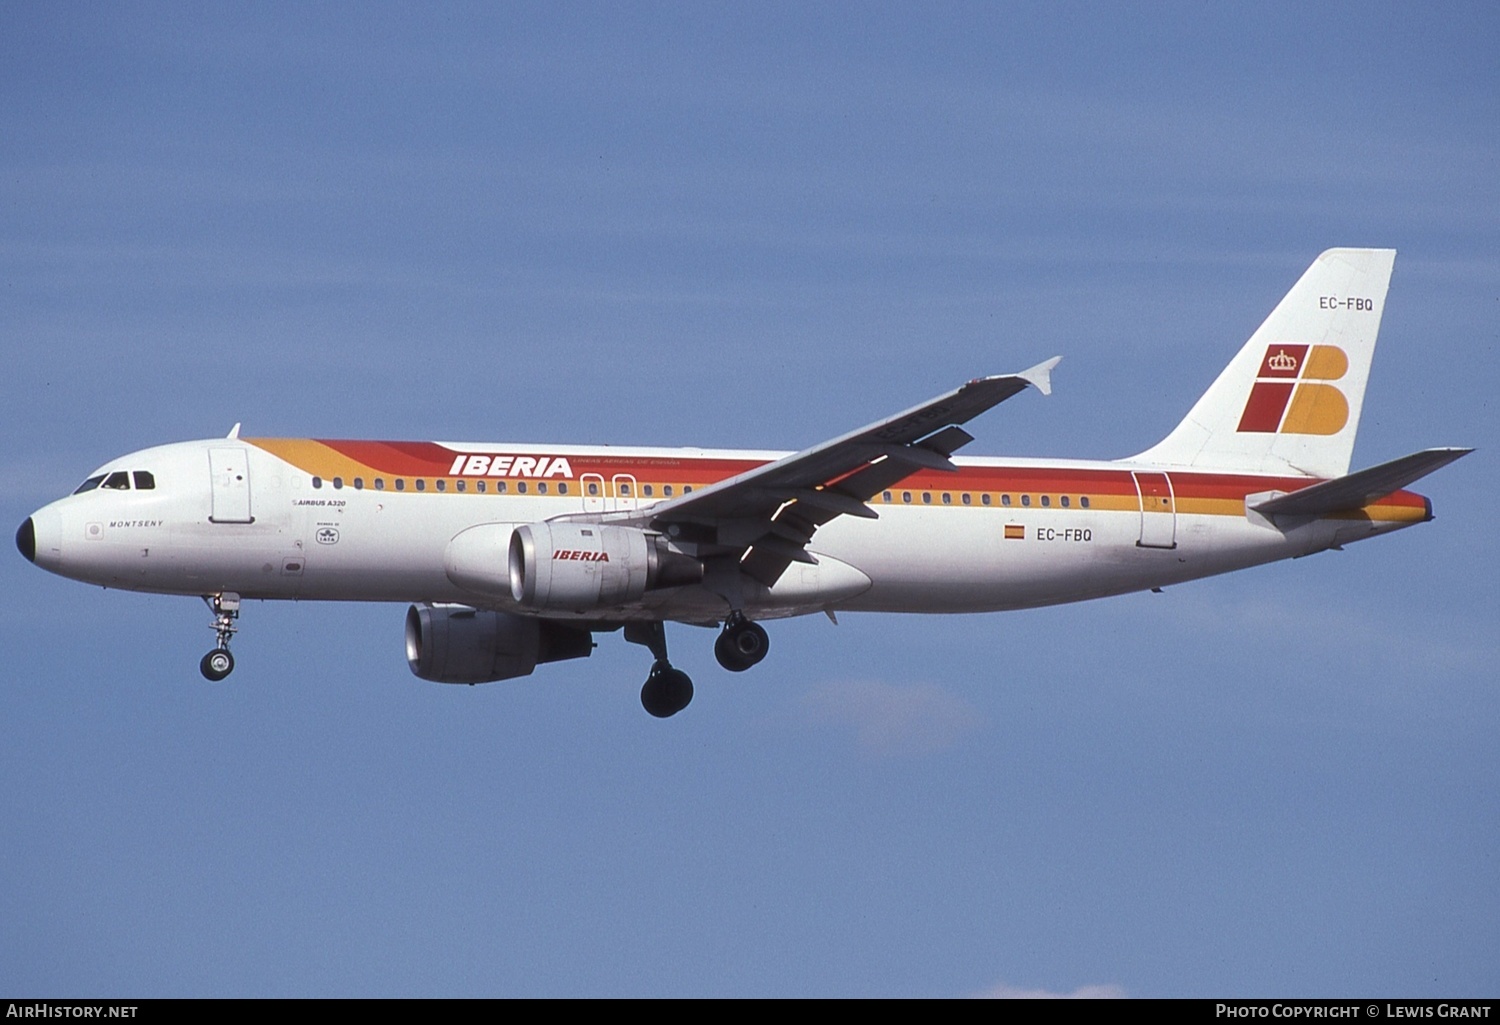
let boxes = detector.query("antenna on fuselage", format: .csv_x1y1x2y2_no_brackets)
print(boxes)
226,422,241,439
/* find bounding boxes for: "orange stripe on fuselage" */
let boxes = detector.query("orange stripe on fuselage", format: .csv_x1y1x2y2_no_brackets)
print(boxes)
246,439,383,482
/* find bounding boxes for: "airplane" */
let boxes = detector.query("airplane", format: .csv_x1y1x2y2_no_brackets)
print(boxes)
15,248,1470,717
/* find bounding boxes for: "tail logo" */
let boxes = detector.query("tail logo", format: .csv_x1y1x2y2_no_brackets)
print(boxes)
1237,345,1349,435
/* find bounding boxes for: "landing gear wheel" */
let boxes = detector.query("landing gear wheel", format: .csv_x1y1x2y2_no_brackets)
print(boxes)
715,617,769,672
640,663,694,718
200,648,234,681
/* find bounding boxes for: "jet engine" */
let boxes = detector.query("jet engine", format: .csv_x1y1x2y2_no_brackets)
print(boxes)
405,602,593,684
507,522,702,612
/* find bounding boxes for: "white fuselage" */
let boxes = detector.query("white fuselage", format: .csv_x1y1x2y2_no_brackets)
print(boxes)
23,437,1424,624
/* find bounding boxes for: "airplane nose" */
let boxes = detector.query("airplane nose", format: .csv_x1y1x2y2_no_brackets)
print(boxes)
16,517,35,563
19,506,62,572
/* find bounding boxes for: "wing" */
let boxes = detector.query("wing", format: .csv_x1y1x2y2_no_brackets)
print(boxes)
566,357,1059,588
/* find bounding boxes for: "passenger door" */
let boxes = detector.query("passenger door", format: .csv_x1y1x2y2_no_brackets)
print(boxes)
1132,471,1176,549
208,448,254,524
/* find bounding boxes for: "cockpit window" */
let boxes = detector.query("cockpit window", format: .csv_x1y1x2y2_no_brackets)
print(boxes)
73,469,152,494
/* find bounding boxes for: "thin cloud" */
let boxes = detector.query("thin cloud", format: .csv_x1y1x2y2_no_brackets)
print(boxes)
798,680,983,757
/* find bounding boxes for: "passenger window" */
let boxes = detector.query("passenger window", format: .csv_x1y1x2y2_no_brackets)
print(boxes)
643,485,653,497
1021,495,1031,507
981,494,991,506
1000,494,1011,506
588,482,599,496
537,482,547,494
619,483,631,496
1041,495,1050,507
922,493,932,505
683,486,692,493
962,493,971,505
312,476,323,489
941,493,951,505
496,481,507,494
1060,495,1070,508
558,483,568,495
517,481,528,494
375,478,385,491
902,491,911,503
883,491,892,503
476,480,485,493
73,475,105,495
395,479,405,491
133,471,156,490
332,477,344,490
436,480,446,492
416,480,426,492
455,480,466,492
663,485,672,497
1080,496,1091,509
354,477,364,490
103,471,131,490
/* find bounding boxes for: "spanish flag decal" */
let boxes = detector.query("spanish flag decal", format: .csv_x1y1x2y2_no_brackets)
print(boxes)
1237,345,1349,435
1004,524,1025,540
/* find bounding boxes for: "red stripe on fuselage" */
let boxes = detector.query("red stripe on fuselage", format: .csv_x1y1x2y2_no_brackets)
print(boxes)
311,439,767,483
317,440,457,476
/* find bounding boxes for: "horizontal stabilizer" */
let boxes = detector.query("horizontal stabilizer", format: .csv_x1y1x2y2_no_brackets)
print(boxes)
1252,448,1472,517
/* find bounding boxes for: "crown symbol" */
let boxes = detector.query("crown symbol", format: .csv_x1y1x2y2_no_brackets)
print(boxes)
1268,350,1298,371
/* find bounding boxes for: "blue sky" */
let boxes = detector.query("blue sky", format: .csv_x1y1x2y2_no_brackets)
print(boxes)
2,2,1495,997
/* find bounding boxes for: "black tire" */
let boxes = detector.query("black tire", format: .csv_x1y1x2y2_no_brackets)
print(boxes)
200,648,234,682
715,619,769,672
641,665,693,717
714,631,751,672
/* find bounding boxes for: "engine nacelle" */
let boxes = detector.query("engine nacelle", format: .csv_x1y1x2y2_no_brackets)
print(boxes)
507,522,702,612
405,602,593,684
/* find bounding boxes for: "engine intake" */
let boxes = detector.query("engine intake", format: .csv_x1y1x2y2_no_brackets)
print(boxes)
405,603,593,684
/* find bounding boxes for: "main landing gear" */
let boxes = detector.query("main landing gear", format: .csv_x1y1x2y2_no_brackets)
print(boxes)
714,612,769,672
199,592,240,681
626,621,693,718
626,614,771,717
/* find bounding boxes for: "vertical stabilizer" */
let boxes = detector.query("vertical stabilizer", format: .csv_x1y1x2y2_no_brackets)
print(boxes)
1129,248,1396,479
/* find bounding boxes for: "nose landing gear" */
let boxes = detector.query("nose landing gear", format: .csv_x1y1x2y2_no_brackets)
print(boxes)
199,592,240,681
